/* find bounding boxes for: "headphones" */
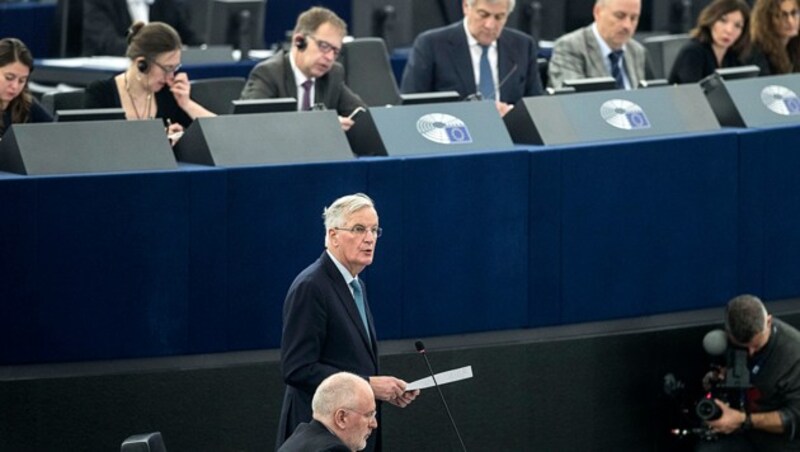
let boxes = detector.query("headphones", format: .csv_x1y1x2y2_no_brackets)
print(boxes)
295,36,307,51
137,59,149,73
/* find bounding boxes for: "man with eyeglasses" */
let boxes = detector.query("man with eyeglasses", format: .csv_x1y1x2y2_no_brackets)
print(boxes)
400,0,543,117
240,6,366,131
83,0,202,56
279,372,378,452
277,193,418,452
696,294,800,452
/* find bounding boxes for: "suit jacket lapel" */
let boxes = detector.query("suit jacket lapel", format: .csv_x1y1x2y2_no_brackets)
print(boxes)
497,35,517,101
582,27,607,78
447,25,476,96
281,52,298,99
321,253,378,365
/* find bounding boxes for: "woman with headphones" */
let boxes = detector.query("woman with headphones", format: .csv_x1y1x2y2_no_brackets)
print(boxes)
84,21,214,141
0,38,53,136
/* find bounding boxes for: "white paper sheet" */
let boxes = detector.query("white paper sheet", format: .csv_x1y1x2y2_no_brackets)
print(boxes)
405,365,473,391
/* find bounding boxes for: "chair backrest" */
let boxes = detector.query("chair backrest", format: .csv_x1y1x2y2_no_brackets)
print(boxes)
190,77,246,115
40,89,86,115
120,432,167,452
339,37,401,107
643,34,691,80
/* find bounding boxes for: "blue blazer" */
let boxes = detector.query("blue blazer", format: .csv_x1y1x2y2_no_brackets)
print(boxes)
400,22,543,103
277,251,380,451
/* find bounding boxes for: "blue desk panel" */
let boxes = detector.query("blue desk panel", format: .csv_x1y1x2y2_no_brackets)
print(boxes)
738,125,800,299
0,167,228,363
2,127,800,364
556,132,740,322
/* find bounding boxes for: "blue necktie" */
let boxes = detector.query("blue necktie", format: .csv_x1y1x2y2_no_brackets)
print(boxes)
478,45,495,101
608,50,625,89
350,280,371,341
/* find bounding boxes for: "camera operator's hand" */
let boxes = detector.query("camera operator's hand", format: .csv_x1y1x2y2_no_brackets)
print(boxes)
706,399,746,435
702,366,726,391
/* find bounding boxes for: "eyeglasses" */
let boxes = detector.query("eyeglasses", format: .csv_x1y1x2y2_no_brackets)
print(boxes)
342,407,377,420
152,60,182,75
334,225,382,238
777,9,800,21
307,35,341,57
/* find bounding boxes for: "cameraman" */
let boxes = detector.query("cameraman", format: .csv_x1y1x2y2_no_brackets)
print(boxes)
698,294,800,452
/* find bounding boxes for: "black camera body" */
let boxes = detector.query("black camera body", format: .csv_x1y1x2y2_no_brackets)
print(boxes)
695,347,751,421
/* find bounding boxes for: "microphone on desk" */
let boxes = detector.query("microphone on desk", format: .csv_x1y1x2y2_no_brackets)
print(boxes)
465,63,518,102
415,340,467,452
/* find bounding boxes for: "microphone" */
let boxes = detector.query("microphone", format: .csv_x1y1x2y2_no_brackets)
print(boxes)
465,63,519,102
415,341,467,452
702,329,728,356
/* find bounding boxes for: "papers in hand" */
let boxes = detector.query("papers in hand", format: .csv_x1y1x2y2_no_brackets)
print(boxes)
405,365,473,391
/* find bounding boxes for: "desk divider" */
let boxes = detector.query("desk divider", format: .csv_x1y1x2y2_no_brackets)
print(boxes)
504,84,720,145
346,101,514,157
0,120,176,175
174,111,354,166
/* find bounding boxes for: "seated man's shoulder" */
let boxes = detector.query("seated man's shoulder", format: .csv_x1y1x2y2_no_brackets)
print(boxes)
553,26,590,47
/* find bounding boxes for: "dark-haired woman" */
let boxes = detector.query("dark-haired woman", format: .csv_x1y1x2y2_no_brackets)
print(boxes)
85,21,214,140
749,0,800,75
0,38,53,136
669,0,752,84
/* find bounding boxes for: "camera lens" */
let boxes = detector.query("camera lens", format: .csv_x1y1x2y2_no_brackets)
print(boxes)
696,399,723,420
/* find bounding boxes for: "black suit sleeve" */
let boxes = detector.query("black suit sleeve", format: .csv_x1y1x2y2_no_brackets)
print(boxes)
523,37,544,97
400,33,434,94
83,0,129,56
281,278,344,394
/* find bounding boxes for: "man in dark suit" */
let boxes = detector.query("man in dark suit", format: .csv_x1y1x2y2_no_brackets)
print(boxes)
83,0,201,56
279,372,378,452
400,0,543,116
240,7,365,131
277,194,418,452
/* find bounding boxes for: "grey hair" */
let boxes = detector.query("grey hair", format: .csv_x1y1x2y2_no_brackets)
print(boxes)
312,372,371,417
725,294,768,344
466,0,516,13
323,193,375,244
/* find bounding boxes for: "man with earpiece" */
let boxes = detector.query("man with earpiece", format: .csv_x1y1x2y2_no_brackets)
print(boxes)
240,6,366,131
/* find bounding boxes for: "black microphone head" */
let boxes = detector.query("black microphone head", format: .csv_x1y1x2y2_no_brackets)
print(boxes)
703,329,728,356
415,340,425,352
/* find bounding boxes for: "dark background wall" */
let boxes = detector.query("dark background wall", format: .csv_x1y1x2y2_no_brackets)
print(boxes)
5,299,798,451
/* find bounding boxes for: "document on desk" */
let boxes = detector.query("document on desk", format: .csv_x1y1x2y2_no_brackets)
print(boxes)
405,365,473,391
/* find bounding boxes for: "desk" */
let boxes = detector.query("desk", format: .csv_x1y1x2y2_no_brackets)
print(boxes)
32,57,261,86
1,127,797,364
0,2,56,58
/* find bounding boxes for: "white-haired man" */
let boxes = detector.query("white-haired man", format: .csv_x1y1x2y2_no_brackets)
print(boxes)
401,0,543,116
279,372,378,452
276,193,418,452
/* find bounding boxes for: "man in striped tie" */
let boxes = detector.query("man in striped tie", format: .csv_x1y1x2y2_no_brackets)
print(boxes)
277,193,419,452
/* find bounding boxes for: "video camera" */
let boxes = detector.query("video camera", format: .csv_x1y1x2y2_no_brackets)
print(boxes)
665,329,751,442
695,329,751,421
